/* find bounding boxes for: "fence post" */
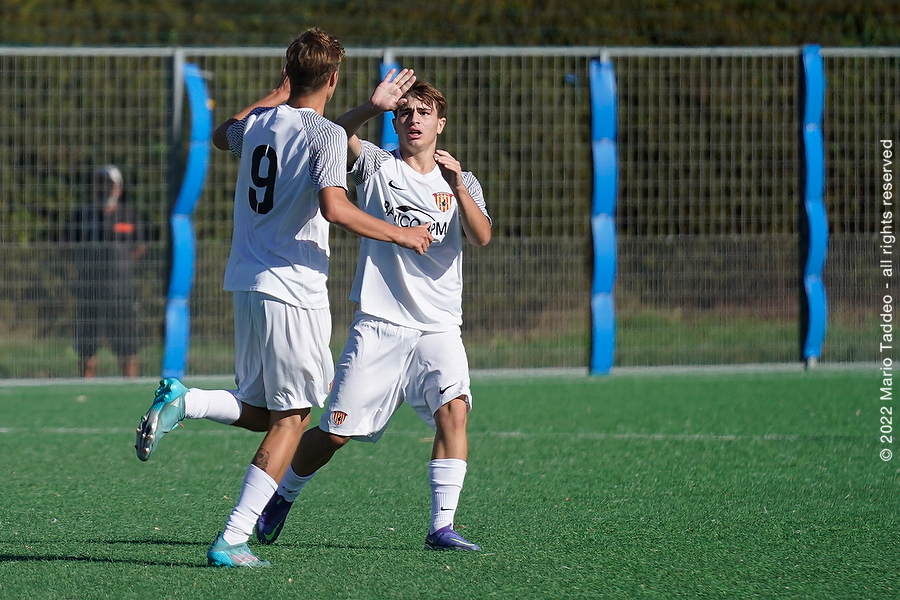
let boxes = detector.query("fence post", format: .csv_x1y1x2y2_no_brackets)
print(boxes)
590,54,617,375
162,62,211,379
380,50,400,151
799,44,828,368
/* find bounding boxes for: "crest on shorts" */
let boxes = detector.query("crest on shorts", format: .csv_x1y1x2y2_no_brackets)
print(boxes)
331,411,347,426
433,192,453,212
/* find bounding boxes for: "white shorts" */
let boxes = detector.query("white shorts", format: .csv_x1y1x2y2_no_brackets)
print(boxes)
232,291,334,412
321,313,472,442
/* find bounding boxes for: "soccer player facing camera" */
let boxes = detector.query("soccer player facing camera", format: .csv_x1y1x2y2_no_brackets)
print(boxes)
257,71,492,551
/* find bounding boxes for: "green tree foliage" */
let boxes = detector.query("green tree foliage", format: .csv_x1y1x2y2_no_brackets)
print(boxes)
1,0,898,47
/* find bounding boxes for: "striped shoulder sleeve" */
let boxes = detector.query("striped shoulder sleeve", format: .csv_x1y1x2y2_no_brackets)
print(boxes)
302,112,349,191
462,171,491,223
350,140,393,185
226,106,272,158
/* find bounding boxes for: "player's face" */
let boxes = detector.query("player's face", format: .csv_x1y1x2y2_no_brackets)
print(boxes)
394,98,446,152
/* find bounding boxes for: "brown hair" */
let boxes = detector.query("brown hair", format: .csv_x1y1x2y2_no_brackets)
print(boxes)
398,80,448,118
284,28,345,96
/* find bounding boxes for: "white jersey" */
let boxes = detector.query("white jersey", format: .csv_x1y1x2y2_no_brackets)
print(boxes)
349,140,490,331
222,105,348,308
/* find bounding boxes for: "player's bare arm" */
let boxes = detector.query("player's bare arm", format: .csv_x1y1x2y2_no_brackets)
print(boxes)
434,150,492,247
318,186,433,255
212,73,292,151
335,68,416,167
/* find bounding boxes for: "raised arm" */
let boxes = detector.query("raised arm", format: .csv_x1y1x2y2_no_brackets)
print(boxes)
335,68,416,167
212,73,291,151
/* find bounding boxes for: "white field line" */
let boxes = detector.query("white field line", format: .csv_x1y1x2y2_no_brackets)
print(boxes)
0,427,826,442
0,361,879,388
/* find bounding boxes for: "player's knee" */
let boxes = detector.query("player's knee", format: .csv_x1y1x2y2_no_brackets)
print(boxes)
327,432,351,449
305,426,350,451
435,398,468,432
270,408,311,431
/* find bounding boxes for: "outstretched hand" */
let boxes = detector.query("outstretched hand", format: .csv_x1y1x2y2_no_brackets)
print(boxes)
371,68,416,113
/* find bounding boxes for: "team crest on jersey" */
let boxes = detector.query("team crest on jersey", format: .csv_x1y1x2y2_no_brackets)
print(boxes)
433,192,453,212
331,411,348,426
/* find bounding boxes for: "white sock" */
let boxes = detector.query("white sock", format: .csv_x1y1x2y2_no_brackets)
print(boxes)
183,389,242,424
277,465,315,502
222,464,277,546
429,458,467,534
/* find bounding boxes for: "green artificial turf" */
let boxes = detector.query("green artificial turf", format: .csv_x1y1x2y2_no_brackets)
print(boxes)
0,368,896,599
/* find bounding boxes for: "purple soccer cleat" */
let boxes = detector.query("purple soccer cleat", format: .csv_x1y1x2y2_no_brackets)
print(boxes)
256,492,293,545
424,525,481,551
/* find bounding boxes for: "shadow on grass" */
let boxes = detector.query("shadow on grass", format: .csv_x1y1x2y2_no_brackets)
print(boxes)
110,538,407,552
0,553,203,567
0,537,415,567
0,539,209,567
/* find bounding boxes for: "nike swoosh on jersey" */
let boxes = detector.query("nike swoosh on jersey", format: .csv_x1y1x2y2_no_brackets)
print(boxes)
388,180,405,190
439,384,456,395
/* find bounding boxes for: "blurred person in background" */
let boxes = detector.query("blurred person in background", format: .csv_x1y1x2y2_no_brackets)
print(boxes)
63,165,146,377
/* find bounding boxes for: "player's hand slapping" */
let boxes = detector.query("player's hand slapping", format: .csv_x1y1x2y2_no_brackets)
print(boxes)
371,68,417,113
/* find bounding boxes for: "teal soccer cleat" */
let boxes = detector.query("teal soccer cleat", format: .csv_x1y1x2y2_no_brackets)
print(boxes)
207,532,271,568
135,378,187,461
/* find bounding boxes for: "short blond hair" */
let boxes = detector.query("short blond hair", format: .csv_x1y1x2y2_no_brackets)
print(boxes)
284,28,345,96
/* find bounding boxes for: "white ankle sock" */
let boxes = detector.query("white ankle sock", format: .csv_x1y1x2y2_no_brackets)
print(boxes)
277,465,315,502
429,458,467,534
222,464,277,546
184,389,242,424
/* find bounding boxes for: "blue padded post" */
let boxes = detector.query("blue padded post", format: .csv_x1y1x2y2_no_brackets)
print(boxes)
380,54,400,151
162,63,211,379
799,45,828,367
590,57,617,375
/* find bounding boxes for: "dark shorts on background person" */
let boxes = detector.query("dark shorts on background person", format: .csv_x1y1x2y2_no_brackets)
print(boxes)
74,297,142,357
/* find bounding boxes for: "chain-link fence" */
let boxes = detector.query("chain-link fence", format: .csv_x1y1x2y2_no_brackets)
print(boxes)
0,46,893,377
